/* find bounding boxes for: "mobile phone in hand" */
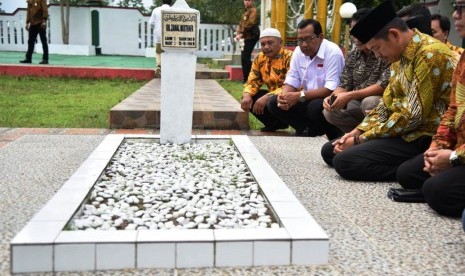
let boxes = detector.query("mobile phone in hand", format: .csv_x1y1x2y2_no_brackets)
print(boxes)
329,94,337,105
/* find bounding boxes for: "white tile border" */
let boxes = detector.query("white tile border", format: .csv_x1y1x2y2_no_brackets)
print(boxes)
10,135,328,273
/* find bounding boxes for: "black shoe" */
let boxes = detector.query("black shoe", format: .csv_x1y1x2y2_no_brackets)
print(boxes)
19,59,31,64
260,126,278,132
154,66,161,78
295,127,309,136
260,122,288,132
39,60,48,65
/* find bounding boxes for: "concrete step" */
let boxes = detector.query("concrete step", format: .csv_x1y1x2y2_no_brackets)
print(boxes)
212,58,233,68
152,63,229,79
223,53,241,65
110,79,249,130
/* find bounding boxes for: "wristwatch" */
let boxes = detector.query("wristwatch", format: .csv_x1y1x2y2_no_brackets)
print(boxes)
449,150,462,167
299,90,306,102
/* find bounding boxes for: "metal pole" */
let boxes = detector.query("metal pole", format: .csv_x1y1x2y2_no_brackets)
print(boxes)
276,0,287,44
331,0,342,45
316,0,327,36
304,0,313,19
271,0,277,28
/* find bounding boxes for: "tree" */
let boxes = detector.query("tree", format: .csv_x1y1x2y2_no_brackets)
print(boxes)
49,0,108,44
119,0,147,13
186,0,245,52
0,1,4,13
187,0,244,24
149,0,161,12
350,0,419,10
56,0,71,44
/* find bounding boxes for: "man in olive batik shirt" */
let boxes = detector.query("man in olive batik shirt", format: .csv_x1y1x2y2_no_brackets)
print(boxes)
321,1,455,182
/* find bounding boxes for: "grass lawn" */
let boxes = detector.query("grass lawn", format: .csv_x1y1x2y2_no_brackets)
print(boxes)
217,79,264,130
0,75,264,130
0,75,146,128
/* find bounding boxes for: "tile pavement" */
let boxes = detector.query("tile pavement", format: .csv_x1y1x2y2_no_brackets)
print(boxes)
0,128,292,149
109,79,250,130
1,129,464,275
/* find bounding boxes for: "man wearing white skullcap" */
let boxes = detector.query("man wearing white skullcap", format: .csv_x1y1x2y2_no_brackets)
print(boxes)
241,28,293,132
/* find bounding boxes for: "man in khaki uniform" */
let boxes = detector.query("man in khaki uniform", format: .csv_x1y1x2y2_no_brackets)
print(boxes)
20,0,49,64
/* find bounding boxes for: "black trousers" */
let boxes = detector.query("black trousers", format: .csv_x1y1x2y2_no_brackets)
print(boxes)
267,95,342,139
321,136,431,181
241,37,258,82
250,90,286,128
397,154,465,217
26,24,48,61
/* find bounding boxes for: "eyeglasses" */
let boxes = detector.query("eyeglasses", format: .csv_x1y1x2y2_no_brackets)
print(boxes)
453,3,465,14
297,35,319,45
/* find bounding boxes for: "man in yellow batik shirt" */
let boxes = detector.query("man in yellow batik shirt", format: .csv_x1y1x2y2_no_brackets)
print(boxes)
321,1,456,182
241,28,292,132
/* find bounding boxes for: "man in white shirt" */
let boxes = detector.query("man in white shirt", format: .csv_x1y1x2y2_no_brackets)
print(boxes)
149,0,172,74
267,19,345,139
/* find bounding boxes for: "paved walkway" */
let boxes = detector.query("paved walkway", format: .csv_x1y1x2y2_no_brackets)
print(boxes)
0,128,291,149
0,128,464,275
0,52,228,80
1,51,464,275
0,51,156,68
110,79,248,129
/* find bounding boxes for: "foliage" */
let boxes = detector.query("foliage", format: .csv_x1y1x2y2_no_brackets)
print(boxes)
149,0,162,11
0,76,145,128
50,0,108,5
348,0,419,10
50,0,89,4
119,0,147,13
186,0,245,24
0,1,3,13
217,79,264,130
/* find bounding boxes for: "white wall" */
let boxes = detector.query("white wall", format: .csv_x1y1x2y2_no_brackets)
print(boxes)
98,7,146,55
0,5,239,58
48,6,92,45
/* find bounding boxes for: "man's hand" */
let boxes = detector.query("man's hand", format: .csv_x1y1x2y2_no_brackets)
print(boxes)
26,23,30,31
277,91,299,110
423,148,452,176
252,94,269,115
323,95,332,111
332,130,363,154
330,92,353,110
332,133,354,154
41,21,46,30
240,93,253,112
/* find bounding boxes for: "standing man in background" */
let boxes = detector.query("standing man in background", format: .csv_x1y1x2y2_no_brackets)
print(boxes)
236,0,260,83
149,0,172,76
20,0,49,65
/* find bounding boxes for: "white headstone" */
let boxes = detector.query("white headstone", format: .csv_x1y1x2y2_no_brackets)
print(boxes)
159,0,200,144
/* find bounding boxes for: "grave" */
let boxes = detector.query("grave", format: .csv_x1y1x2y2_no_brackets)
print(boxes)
10,135,328,273
10,1,328,273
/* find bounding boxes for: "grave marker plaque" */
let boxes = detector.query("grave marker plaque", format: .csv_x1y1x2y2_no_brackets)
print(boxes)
161,11,199,50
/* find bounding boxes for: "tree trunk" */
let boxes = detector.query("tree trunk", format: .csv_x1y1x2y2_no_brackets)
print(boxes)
60,0,70,44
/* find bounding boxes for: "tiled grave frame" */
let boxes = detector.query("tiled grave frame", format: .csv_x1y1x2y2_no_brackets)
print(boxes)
10,134,328,273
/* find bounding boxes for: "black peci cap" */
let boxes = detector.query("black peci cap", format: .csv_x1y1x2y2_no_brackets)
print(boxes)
350,0,397,44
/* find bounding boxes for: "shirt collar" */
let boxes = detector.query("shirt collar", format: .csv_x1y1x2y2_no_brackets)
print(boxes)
401,29,425,63
315,39,327,60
